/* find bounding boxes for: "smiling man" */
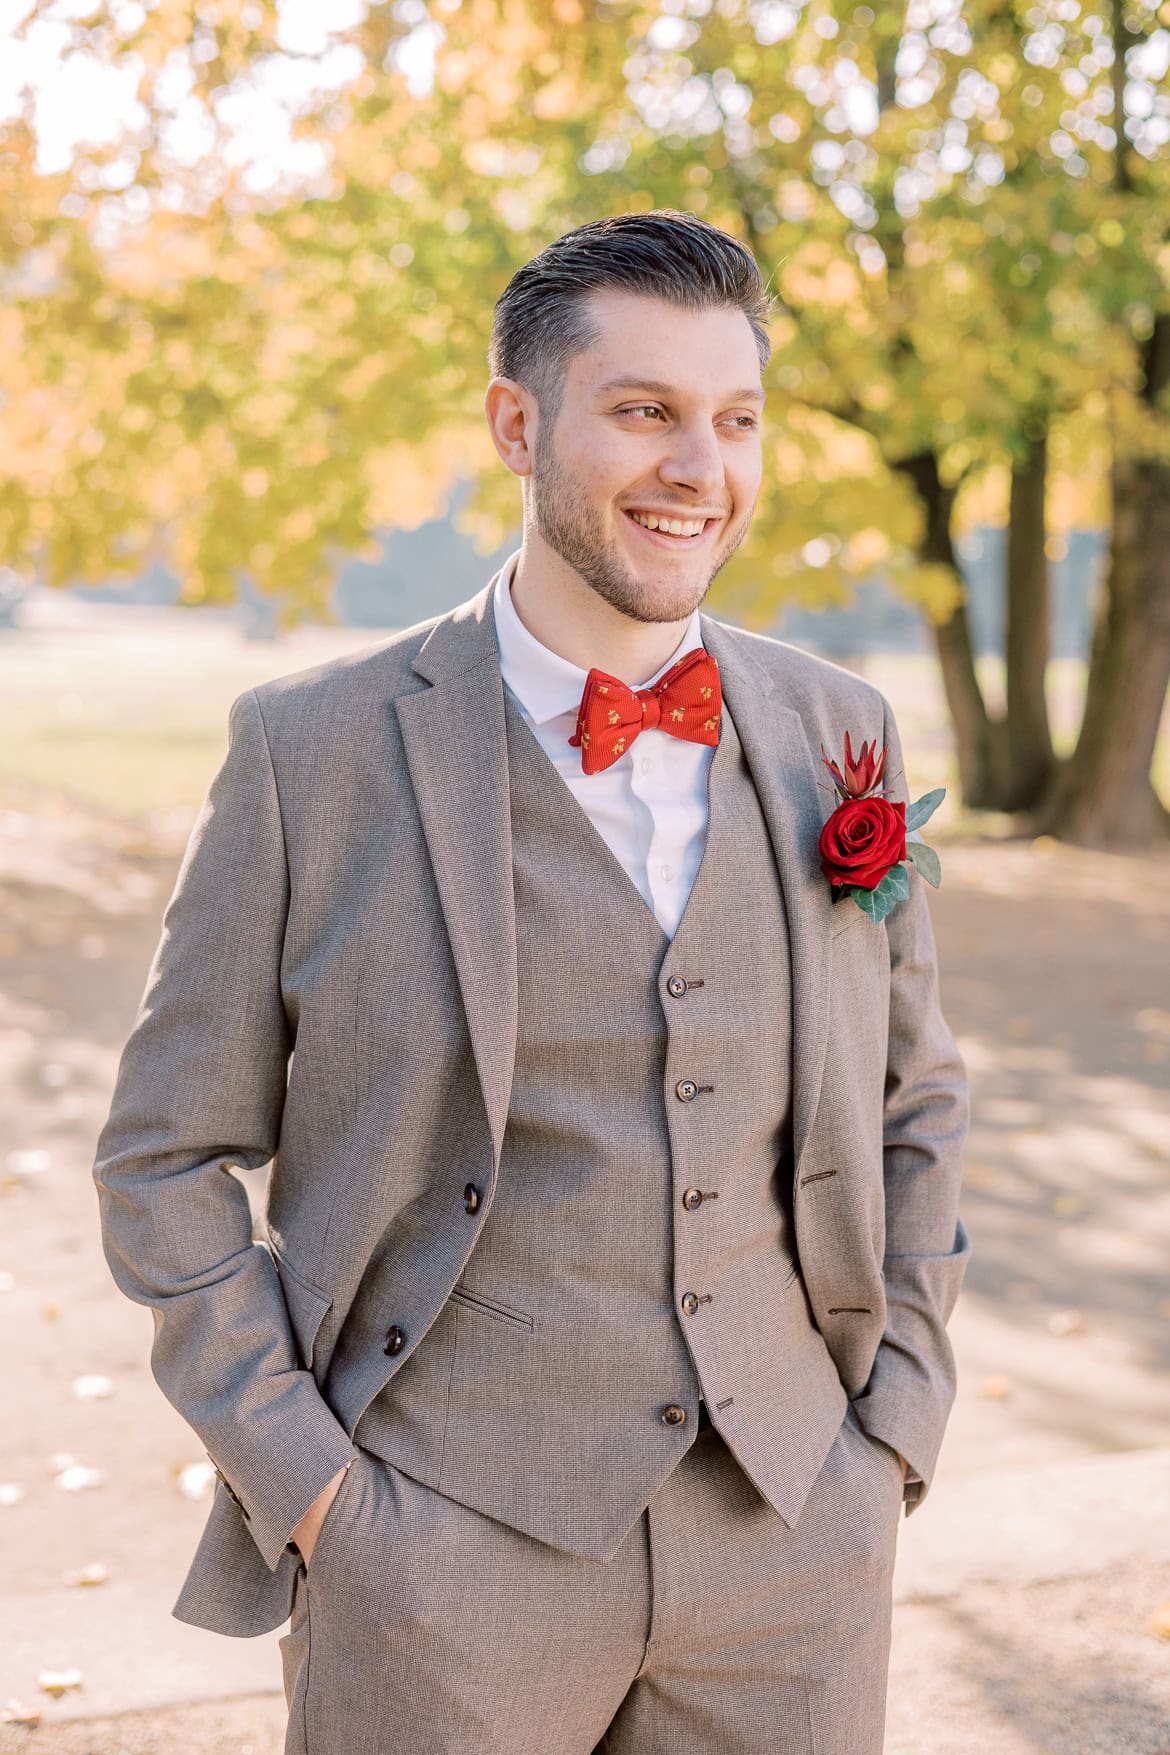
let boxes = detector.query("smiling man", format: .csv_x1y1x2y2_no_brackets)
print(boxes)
93,210,971,1755
501,291,762,672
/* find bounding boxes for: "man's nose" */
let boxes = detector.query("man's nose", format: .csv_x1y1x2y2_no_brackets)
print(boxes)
658,427,724,497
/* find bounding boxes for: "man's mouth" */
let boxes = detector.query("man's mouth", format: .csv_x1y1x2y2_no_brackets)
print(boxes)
623,509,720,547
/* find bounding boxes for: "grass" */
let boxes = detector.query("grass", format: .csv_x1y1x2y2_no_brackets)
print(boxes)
0,616,378,820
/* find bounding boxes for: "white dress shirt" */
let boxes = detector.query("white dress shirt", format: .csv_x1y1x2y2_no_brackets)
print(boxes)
493,549,715,942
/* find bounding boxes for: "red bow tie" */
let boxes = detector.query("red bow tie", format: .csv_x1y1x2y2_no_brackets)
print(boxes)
568,646,722,775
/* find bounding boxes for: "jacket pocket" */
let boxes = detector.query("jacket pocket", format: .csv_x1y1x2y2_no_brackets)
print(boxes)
448,1284,534,1332
271,1244,333,1370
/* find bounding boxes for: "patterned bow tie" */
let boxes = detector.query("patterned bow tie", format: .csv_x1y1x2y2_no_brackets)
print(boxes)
568,646,722,775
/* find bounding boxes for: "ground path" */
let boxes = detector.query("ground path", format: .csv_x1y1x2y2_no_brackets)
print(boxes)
2,612,1168,1750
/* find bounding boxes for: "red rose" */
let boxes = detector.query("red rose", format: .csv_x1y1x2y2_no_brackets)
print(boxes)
819,797,907,891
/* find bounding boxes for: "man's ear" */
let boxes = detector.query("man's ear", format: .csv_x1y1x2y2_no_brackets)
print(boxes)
484,376,537,479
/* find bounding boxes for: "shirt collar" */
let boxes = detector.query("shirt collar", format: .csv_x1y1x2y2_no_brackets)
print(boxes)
492,548,705,728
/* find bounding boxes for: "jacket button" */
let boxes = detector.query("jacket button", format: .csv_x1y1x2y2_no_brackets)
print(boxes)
680,1292,699,1316
660,1404,687,1427
682,1187,703,1210
383,1325,406,1355
666,975,687,997
675,1079,698,1101
463,1183,480,1214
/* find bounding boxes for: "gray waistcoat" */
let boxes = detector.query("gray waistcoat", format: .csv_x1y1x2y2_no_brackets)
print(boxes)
354,687,845,1560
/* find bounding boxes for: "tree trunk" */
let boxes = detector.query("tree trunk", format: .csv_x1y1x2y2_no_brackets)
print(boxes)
1038,456,1170,845
1038,318,1170,846
897,452,1008,809
1003,431,1056,810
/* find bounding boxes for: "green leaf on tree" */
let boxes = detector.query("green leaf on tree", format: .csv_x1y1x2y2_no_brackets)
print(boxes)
905,789,945,832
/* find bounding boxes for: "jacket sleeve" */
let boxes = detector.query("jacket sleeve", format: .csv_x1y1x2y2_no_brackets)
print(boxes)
848,691,972,1515
92,687,358,1572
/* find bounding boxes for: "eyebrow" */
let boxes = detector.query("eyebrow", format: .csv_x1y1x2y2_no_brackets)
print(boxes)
597,375,767,406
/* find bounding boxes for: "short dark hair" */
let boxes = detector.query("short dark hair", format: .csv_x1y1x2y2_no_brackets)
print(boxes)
488,209,775,427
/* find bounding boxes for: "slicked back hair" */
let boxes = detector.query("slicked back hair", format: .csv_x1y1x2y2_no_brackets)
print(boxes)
488,209,775,430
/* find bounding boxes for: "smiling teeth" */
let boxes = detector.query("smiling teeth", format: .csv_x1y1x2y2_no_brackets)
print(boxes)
629,512,707,537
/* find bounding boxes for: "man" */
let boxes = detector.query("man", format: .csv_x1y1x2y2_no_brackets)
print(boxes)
93,209,971,1754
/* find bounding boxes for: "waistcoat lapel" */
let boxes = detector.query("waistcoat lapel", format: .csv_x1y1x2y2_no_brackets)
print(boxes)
394,579,518,1173
698,614,834,1180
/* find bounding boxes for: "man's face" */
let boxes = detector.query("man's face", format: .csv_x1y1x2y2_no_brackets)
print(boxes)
527,288,765,626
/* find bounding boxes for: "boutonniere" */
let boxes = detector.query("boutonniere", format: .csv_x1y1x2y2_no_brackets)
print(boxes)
818,733,944,924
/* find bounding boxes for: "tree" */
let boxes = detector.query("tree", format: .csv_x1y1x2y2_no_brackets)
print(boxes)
629,0,1169,839
4,0,1168,839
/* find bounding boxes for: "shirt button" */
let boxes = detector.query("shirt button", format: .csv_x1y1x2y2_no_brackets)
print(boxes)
660,863,674,881
641,756,653,773
463,1183,480,1214
682,1187,703,1210
680,1292,699,1316
666,975,687,998
660,1404,687,1427
383,1325,406,1355
675,1079,698,1101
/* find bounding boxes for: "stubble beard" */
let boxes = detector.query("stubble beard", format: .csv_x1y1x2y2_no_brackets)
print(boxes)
529,432,751,628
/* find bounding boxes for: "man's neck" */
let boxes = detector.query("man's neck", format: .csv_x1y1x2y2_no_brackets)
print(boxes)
508,548,696,686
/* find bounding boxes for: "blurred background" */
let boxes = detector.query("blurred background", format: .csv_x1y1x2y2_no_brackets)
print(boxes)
1,0,1169,1750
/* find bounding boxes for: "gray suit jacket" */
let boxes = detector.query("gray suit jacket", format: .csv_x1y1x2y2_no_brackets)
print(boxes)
92,577,971,1637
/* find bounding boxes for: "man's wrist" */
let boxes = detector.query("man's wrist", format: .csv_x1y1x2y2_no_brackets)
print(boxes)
292,1462,350,1551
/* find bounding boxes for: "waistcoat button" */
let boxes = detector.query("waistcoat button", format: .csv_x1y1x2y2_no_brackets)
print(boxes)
463,1183,480,1214
383,1325,406,1355
682,1187,703,1210
680,1292,699,1316
666,975,687,998
675,1079,698,1101
660,1404,687,1427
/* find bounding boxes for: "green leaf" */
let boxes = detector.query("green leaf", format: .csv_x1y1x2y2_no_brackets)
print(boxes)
850,862,911,923
905,840,941,886
883,862,912,900
905,789,945,832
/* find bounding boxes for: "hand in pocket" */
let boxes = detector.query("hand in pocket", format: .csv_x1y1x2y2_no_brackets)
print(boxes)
294,1462,352,1569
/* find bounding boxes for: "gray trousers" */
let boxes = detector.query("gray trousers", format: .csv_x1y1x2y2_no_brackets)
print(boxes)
279,1402,903,1754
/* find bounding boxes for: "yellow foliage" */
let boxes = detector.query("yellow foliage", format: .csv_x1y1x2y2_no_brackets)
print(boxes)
896,561,966,623
367,442,460,533
956,467,1010,532
533,77,580,121
2,0,1163,627
847,528,890,571
437,52,473,94
782,253,861,313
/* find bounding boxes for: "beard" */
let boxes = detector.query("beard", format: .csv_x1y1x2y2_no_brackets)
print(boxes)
528,429,752,627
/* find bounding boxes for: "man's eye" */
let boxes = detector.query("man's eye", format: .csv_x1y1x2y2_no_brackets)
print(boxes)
620,406,757,430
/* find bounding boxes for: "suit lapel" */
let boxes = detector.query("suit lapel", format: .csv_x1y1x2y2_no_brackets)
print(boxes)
699,615,835,1179
394,579,518,1174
